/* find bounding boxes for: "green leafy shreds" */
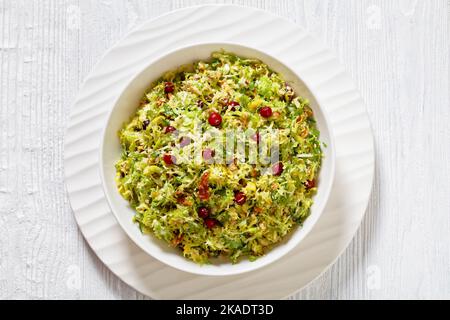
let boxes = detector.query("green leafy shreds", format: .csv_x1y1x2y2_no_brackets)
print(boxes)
115,51,323,264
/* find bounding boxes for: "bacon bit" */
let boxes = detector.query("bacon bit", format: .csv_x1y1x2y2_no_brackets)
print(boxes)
296,114,307,123
176,196,186,204
300,127,309,138
175,191,184,201
251,169,259,177
172,234,184,246
175,190,192,206
179,198,193,207
198,172,210,201
305,108,313,118
271,183,279,190
272,111,281,119
156,98,166,107
254,207,263,214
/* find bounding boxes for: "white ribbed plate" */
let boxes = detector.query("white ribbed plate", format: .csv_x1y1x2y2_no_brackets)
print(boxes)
64,5,374,299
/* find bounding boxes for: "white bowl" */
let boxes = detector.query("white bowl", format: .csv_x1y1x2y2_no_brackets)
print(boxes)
100,42,335,276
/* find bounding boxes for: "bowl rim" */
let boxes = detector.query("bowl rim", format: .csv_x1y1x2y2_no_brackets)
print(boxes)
99,41,336,276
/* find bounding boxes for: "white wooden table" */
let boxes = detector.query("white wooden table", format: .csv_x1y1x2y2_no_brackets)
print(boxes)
0,0,449,300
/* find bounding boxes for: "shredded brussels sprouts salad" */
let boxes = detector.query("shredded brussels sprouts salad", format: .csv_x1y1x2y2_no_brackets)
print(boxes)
115,51,323,264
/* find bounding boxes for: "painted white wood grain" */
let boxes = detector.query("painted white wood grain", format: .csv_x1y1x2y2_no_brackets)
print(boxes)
0,0,449,299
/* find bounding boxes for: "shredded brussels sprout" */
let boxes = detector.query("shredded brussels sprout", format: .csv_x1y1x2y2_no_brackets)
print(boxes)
116,51,323,264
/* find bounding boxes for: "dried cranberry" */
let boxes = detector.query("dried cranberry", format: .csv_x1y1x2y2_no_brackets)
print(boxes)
259,106,273,118
165,126,176,134
304,179,316,189
163,154,176,165
208,112,222,126
164,82,174,94
198,207,210,219
234,192,246,205
204,218,218,229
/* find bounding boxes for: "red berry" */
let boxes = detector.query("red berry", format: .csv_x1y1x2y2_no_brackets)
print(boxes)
198,207,209,219
164,82,174,93
163,154,176,165
304,179,316,189
204,218,218,229
165,126,176,134
272,162,284,176
179,137,191,147
234,192,246,205
208,112,222,126
202,148,215,161
259,106,273,118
